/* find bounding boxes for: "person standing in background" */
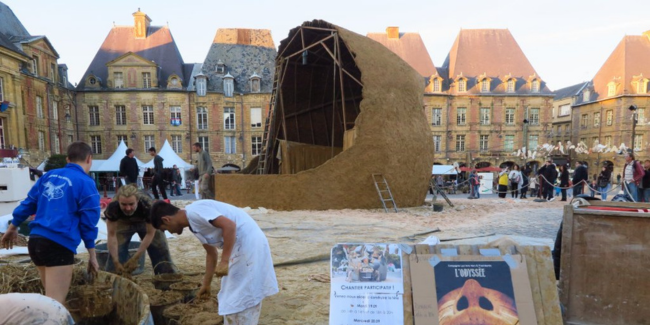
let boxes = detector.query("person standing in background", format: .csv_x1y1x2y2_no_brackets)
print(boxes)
572,161,588,196
192,142,214,199
597,166,612,201
119,148,139,185
148,147,168,200
559,165,569,201
622,153,644,202
641,160,650,202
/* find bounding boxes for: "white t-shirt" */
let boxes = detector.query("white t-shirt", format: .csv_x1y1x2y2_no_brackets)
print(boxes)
0,293,74,325
184,200,279,315
625,163,635,183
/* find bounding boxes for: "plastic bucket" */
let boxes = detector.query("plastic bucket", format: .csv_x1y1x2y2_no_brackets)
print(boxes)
96,242,146,275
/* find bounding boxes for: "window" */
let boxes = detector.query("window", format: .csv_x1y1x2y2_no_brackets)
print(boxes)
197,107,208,130
142,72,151,89
505,108,515,125
117,135,128,146
606,110,613,125
198,136,209,152
479,107,490,125
583,90,590,102
634,134,643,149
251,136,262,155
251,108,262,128
143,106,154,125
196,78,207,96
224,77,234,97
0,77,4,102
32,56,39,75
171,135,182,153
50,63,56,81
114,72,123,88
564,125,570,135
433,135,441,152
507,79,515,93
115,105,126,125
458,79,466,93
68,135,73,145
455,135,465,151
608,83,616,97
224,107,235,130
62,75,67,86
581,114,588,128
480,135,489,151
529,135,538,150
594,112,600,127
216,61,225,74
604,136,611,146
0,119,4,149
89,106,100,126
531,80,540,93
504,135,514,151
638,80,647,94
529,108,540,125
638,108,645,122
224,136,236,154
559,104,571,116
250,78,261,93
38,131,45,150
592,137,599,147
36,96,43,118
431,108,442,126
170,106,181,125
144,135,155,150
433,79,441,92
481,79,489,93
91,135,102,154
456,107,466,125
52,101,58,120
580,138,586,145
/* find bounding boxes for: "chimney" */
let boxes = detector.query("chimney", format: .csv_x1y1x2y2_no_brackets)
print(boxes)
386,26,399,39
133,8,151,39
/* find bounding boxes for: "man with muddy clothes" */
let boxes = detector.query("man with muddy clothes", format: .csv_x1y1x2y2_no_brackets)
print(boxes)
150,199,278,325
103,184,177,275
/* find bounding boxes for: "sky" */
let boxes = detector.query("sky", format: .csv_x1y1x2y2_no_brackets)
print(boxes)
4,0,650,91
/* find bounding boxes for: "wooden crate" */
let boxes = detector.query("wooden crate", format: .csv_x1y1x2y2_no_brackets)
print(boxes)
401,243,561,325
560,201,650,325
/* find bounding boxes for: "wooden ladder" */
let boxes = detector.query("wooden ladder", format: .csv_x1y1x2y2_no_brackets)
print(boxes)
372,174,398,213
256,60,284,174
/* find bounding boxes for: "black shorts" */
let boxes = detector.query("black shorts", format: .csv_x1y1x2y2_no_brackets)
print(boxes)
28,236,75,267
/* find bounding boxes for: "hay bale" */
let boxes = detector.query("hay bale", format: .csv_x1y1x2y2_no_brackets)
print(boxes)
216,19,433,210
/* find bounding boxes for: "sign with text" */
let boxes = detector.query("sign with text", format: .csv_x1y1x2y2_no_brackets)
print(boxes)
329,243,404,325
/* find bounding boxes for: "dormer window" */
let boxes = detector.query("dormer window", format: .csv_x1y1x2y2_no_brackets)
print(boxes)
86,74,100,88
223,72,234,97
90,78,96,85
216,60,225,74
635,77,648,94
249,72,261,93
114,72,123,88
531,79,540,93
433,79,441,92
458,79,467,93
607,82,617,97
195,74,207,97
32,56,39,76
583,89,590,102
507,79,515,93
480,78,490,93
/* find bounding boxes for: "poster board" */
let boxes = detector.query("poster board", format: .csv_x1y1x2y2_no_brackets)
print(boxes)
410,254,537,325
330,243,404,325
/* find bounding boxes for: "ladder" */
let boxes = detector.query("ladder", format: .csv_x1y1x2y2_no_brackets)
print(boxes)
429,179,454,207
372,174,398,213
256,60,284,174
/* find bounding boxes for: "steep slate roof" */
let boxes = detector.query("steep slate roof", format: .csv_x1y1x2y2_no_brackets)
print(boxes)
442,29,552,95
553,82,588,100
0,30,28,57
201,29,276,94
0,2,30,38
78,25,185,90
584,33,650,103
366,29,438,77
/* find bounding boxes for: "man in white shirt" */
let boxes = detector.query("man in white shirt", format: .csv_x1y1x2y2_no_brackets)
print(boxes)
150,200,278,325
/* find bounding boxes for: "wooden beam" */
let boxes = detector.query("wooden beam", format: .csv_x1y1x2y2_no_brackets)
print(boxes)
284,34,335,60
301,26,337,32
335,34,347,131
284,96,363,119
319,42,363,87
277,28,302,58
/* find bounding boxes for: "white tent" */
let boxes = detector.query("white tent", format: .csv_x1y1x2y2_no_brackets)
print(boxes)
432,165,458,175
92,141,145,172
143,140,194,190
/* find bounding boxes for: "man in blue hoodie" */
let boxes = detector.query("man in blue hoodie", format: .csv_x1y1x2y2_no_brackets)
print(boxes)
1,142,101,304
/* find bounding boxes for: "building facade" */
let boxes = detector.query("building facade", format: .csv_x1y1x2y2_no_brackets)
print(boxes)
0,2,76,165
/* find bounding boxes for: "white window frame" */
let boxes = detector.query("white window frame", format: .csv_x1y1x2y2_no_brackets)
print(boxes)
38,131,45,150
604,136,612,146
198,136,209,151
197,78,207,96
455,135,465,151
170,106,182,122
505,108,515,125
197,107,208,130
144,135,155,150
36,96,43,118
507,79,515,93
458,79,466,93
0,118,5,149
143,106,154,125
224,107,235,130
171,135,182,153
53,101,58,120
32,56,39,76
608,83,616,97
250,108,262,128
456,107,466,125
433,79,441,92
479,135,489,151
529,135,538,150
433,135,441,152
559,104,571,116
606,110,613,126
251,136,262,155
504,135,514,151
224,136,236,154
0,77,4,102
480,107,490,125
431,108,442,126
53,135,60,154
91,135,102,154
529,108,540,125
116,105,126,125
481,79,490,93
594,112,600,127
89,106,100,126
224,78,234,97
634,134,643,149
142,72,151,89
531,80,540,93
581,114,588,128
638,108,645,122
117,135,128,146
114,72,124,88
50,63,56,81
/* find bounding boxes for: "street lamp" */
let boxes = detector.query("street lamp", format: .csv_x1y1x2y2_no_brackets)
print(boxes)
523,118,530,160
630,105,638,153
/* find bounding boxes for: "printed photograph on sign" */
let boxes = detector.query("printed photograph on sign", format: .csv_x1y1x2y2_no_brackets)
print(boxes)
434,261,519,325
331,243,402,283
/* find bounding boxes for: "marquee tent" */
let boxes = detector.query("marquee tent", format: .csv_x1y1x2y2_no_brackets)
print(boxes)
92,141,146,172
432,165,459,175
142,140,193,169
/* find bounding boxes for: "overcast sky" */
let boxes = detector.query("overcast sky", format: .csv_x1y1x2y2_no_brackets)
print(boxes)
5,0,650,91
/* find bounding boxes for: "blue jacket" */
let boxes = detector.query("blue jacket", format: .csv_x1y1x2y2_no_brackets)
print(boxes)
12,163,101,253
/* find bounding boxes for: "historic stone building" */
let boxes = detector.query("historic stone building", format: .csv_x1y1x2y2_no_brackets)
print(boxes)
570,30,650,176
550,82,587,165
0,2,76,165
76,10,275,169
370,27,554,170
